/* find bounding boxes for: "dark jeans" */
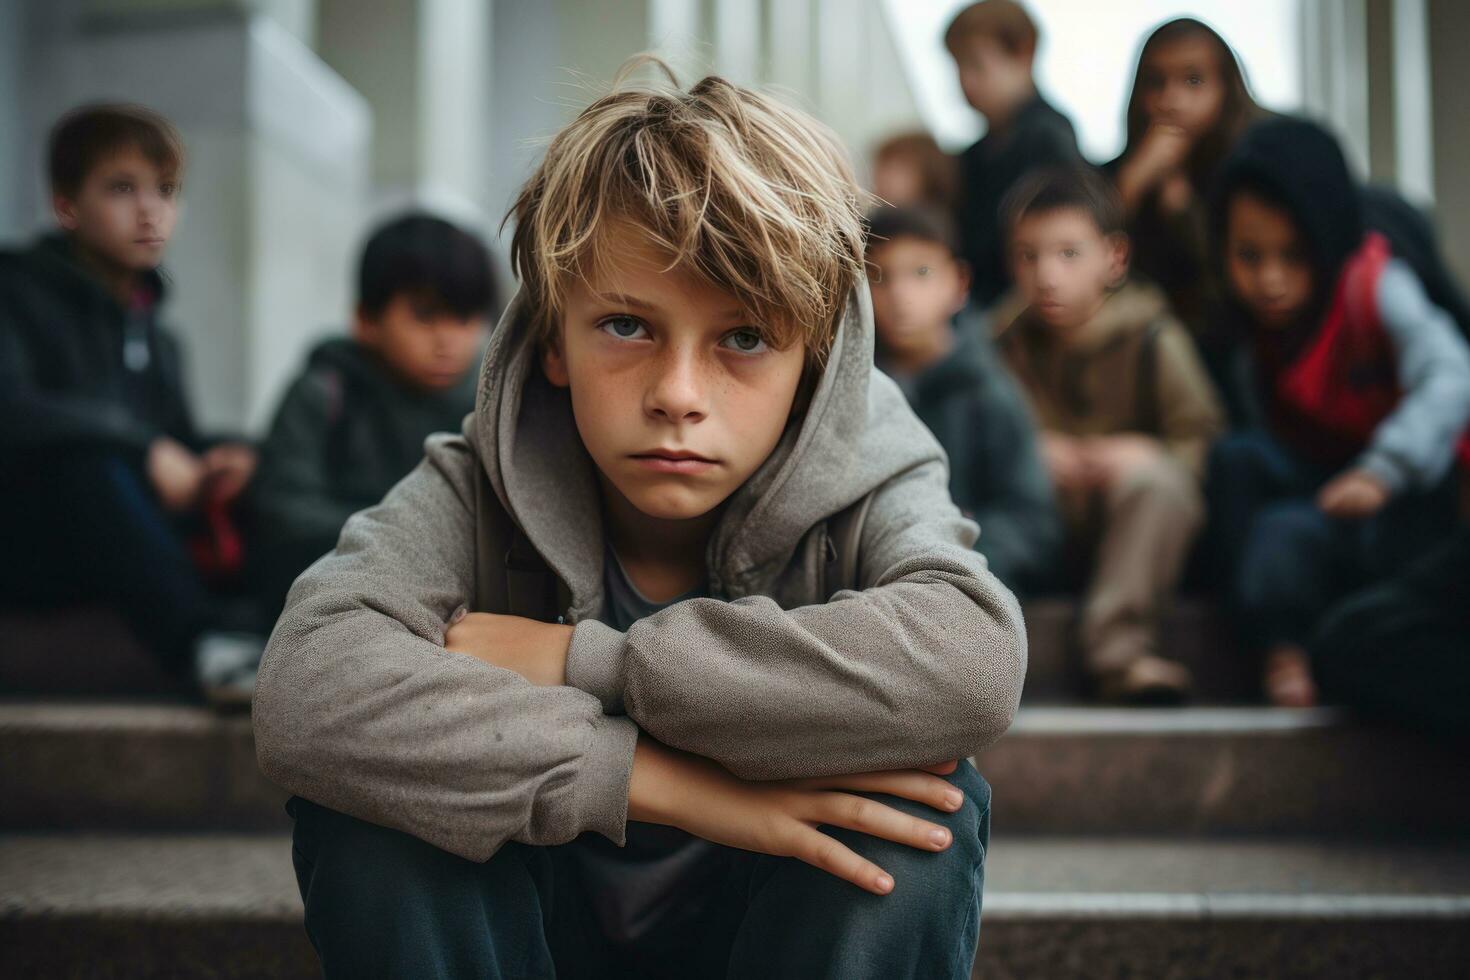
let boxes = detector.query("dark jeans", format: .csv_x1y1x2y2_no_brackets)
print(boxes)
1207,431,1459,654
287,760,990,979
0,449,216,670
1311,529,1470,741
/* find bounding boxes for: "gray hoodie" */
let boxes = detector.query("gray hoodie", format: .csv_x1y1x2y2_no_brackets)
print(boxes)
253,283,1027,863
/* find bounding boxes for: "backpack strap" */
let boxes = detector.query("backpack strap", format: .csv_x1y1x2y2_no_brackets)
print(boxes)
472,471,564,622
822,489,877,600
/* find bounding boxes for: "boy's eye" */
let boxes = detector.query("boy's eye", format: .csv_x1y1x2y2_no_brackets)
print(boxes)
1061,248,1079,259
720,328,768,354
1186,73,1204,86
110,181,133,193
916,265,931,278
160,182,177,197
599,316,649,341
1235,248,1260,264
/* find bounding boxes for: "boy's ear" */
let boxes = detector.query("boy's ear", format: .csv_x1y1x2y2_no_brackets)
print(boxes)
51,193,80,231
1106,233,1131,288
540,327,570,388
351,305,377,344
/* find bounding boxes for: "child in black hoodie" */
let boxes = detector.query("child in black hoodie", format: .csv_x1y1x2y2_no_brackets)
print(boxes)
0,104,259,680
248,213,494,618
1208,118,1470,707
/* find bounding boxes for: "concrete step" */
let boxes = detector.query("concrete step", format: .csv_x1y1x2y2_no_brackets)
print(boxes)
0,702,288,832
975,837,1470,979
976,706,1470,836
7,701,1469,838
1020,597,1254,701
2,833,1466,979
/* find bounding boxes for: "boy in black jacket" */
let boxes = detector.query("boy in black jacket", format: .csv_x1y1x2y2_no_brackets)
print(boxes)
0,103,258,679
248,213,494,617
946,0,1080,309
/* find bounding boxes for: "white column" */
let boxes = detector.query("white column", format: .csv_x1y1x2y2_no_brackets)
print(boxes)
1301,0,1372,176
1392,0,1435,204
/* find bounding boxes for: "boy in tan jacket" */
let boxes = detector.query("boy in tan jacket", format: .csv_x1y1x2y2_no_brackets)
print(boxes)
997,166,1223,702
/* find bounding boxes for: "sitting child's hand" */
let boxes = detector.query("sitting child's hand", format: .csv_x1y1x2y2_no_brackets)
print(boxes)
1040,432,1090,491
1081,433,1165,490
1316,468,1390,519
443,608,573,687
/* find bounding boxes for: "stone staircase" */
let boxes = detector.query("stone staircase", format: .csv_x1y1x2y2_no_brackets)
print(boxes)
2,603,1468,978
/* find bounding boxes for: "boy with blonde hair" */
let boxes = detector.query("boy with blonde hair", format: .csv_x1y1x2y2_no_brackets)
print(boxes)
256,61,1024,978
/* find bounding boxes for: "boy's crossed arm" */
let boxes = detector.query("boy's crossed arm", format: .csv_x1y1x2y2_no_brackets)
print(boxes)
449,457,1028,781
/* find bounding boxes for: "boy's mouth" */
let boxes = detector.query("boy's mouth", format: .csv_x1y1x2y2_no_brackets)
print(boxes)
630,448,718,474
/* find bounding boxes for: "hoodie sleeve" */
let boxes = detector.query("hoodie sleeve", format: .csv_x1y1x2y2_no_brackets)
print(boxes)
1353,259,1470,494
253,432,639,862
961,367,1063,588
565,457,1028,780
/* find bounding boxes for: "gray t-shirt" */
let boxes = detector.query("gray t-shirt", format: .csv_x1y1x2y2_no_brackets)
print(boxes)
567,545,726,945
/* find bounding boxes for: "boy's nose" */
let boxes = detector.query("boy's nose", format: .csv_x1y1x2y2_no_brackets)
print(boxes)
645,349,707,423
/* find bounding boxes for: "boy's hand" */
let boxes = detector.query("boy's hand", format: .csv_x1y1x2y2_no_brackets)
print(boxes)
1082,433,1166,490
443,610,572,687
1040,432,1090,492
1317,468,1390,519
201,442,258,505
629,735,967,896
146,436,206,512
1118,123,1190,209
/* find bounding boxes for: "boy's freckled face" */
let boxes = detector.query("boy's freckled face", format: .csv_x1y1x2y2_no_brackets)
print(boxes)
868,237,967,353
53,146,179,272
355,293,486,391
1009,208,1127,331
1139,36,1227,139
543,232,807,522
1225,192,1314,329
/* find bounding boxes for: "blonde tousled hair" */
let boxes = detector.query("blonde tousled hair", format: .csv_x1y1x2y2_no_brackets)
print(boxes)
508,57,867,364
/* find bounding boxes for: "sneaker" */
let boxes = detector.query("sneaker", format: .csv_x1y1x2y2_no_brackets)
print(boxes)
193,631,265,711
1096,655,1193,706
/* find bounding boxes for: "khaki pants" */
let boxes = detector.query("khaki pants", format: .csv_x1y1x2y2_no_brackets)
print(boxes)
1059,455,1204,676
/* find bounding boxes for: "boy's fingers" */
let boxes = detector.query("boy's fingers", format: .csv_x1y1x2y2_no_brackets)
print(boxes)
799,770,961,813
808,791,953,856
788,825,893,896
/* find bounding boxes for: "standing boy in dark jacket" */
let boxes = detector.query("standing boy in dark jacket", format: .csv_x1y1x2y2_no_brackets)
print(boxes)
248,214,493,617
946,0,1080,309
0,104,258,678
867,204,1061,591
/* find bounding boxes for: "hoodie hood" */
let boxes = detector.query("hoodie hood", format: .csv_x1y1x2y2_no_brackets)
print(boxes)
1213,117,1364,296
469,281,943,621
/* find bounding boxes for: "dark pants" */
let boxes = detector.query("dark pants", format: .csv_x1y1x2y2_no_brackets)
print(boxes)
0,449,216,670
1207,431,1459,654
288,761,991,979
1311,529,1470,741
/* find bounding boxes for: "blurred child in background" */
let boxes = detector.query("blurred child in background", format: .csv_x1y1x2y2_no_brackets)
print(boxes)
1107,18,1268,410
870,131,958,211
997,167,1223,703
0,103,261,692
867,204,1061,591
248,213,495,620
1208,118,1470,708
945,0,1079,310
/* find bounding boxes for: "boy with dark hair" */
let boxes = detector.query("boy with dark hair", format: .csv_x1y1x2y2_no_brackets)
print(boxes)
866,203,1060,590
248,212,494,618
255,62,1025,978
945,0,1080,309
0,103,259,684
996,165,1223,703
